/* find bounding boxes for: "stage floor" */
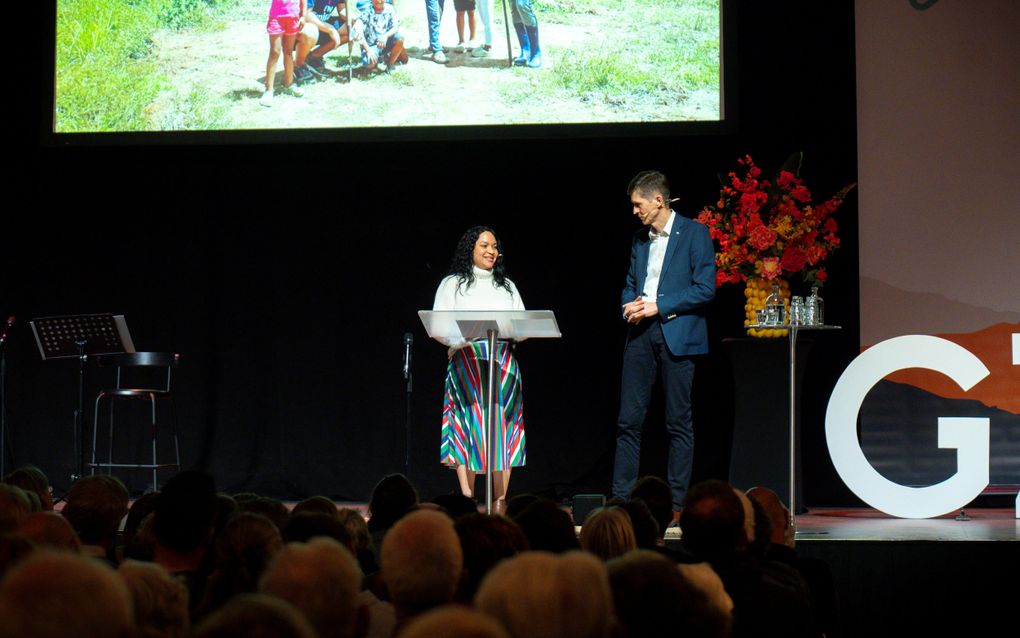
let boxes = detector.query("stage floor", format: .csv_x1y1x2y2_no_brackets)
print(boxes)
652,507,1020,543
794,507,1020,542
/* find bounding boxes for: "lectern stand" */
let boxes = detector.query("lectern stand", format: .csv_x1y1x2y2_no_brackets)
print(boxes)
418,310,561,514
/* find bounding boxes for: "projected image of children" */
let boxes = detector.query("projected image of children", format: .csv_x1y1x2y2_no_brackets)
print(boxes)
52,0,722,132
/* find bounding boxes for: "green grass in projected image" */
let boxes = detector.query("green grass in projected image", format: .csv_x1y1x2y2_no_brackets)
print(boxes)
54,0,721,132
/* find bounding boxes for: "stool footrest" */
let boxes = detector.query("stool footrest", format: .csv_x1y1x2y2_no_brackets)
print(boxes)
88,462,181,470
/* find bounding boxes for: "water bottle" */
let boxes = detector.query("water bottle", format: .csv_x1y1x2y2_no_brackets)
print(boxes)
765,283,784,325
808,286,824,325
790,296,804,325
804,291,817,325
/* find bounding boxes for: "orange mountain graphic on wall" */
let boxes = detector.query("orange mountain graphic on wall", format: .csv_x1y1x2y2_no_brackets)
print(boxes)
864,322,1020,416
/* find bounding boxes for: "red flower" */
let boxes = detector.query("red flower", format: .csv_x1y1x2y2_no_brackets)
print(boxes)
695,154,854,289
790,184,812,203
780,246,808,273
815,269,828,283
748,224,777,251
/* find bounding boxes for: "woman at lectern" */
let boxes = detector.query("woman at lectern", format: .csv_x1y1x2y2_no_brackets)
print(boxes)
432,226,526,514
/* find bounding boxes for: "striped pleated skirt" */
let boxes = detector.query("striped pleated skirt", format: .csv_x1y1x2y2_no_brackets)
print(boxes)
441,340,526,471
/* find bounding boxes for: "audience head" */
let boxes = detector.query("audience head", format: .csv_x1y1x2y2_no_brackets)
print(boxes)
380,509,463,619
118,560,190,638
733,489,755,551
154,471,218,553
336,507,377,574
0,550,133,638
0,483,31,533
282,511,352,547
336,508,372,553
14,512,81,553
679,480,745,560
454,512,529,601
504,493,539,519
607,550,732,638
475,551,613,638
213,493,239,532
192,593,316,638
62,474,129,546
3,466,53,511
236,496,290,533
617,499,660,550
677,562,735,618
511,498,580,554
579,507,637,561
745,494,773,559
260,537,364,638
127,513,158,562
0,533,35,579
402,606,511,638
123,491,161,556
629,475,674,540
367,473,419,532
432,493,480,520
746,486,793,547
204,512,284,603
292,495,338,518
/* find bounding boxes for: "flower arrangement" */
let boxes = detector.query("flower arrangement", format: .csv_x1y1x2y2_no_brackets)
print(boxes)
695,153,855,288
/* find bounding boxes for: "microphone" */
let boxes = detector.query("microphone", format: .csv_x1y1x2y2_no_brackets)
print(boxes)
403,332,413,379
0,316,13,348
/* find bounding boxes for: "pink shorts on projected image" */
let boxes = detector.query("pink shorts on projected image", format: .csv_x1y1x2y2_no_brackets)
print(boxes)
267,16,301,36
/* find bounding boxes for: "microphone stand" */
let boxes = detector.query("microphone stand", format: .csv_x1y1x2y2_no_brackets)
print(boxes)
0,324,10,477
73,339,87,482
403,334,413,479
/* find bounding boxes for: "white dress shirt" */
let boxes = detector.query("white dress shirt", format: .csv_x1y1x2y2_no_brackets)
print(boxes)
641,211,676,302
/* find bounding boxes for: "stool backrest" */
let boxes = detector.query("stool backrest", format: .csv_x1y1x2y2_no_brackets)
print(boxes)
95,352,180,392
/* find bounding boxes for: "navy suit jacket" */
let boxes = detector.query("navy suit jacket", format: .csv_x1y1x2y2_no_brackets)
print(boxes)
621,214,716,356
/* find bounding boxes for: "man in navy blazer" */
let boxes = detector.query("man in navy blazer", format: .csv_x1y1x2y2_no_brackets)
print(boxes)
613,170,716,516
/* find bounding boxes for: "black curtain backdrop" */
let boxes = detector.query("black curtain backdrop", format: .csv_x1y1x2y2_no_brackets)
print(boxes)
11,1,861,506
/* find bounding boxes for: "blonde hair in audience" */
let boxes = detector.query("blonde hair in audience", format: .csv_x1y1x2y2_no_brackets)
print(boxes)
579,507,637,561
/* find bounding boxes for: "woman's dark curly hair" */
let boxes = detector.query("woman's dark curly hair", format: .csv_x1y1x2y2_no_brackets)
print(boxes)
448,225,513,294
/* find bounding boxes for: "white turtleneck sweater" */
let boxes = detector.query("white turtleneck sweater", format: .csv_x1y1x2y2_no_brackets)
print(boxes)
432,266,525,349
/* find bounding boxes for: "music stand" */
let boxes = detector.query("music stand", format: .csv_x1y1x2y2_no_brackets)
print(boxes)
419,310,561,514
30,314,135,481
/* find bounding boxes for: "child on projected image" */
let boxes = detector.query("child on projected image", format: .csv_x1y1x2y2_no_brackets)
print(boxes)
357,0,408,73
262,0,306,105
453,0,477,54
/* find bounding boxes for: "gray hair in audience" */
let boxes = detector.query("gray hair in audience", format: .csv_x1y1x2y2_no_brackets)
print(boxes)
259,537,364,638
14,511,81,553
475,550,614,638
192,593,316,638
608,550,732,638
380,509,464,616
402,605,511,638
118,560,190,638
0,550,133,638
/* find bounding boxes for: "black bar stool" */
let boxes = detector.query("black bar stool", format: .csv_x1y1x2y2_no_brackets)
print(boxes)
90,352,181,491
